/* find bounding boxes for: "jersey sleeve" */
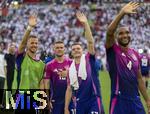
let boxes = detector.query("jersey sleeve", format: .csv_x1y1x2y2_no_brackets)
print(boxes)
105,43,120,72
66,58,73,86
133,50,141,70
89,53,95,61
15,48,25,57
15,52,25,70
106,43,120,53
87,53,101,78
44,63,52,79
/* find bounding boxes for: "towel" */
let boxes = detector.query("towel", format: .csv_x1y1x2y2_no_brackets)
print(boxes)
69,54,87,90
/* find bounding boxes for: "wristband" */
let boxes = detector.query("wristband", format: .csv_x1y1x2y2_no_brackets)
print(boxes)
27,25,33,31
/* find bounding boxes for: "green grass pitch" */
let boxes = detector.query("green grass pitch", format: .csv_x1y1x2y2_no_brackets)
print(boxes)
99,71,150,114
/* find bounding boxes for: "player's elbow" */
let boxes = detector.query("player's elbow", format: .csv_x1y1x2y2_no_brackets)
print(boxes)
106,30,114,37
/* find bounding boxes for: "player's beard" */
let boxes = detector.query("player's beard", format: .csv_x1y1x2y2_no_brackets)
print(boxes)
118,37,131,47
28,48,37,54
56,54,64,57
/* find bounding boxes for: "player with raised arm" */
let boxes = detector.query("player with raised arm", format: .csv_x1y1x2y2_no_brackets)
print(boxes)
12,15,45,114
65,11,104,114
105,2,150,114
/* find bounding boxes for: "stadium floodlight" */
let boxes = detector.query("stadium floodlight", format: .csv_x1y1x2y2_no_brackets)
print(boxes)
13,1,18,5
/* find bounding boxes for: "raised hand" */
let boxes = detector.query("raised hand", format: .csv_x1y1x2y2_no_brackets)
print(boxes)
28,15,37,27
76,11,88,24
121,2,140,14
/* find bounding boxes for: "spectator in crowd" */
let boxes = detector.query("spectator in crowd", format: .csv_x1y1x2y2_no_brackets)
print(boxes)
0,42,7,108
4,42,16,90
0,1,149,71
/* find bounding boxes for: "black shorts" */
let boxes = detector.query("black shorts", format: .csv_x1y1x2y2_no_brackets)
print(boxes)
141,70,149,77
0,77,5,104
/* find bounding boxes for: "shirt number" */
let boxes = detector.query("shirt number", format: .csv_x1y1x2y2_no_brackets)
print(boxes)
71,109,76,114
91,111,98,114
141,58,148,66
59,77,66,80
127,61,132,70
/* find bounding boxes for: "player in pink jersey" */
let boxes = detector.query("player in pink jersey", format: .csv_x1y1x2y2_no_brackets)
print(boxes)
105,2,150,114
44,41,72,114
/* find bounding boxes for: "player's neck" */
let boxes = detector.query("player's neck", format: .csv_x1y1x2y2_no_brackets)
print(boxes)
55,56,64,63
74,57,80,64
27,51,36,59
121,45,129,52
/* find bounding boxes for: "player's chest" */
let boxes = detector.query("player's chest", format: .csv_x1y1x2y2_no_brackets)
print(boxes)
51,65,69,81
23,58,42,71
117,51,139,70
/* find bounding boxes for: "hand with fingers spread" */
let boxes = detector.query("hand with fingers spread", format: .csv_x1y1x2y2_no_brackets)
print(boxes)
121,2,140,14
28,15,37,27
76,11,88,24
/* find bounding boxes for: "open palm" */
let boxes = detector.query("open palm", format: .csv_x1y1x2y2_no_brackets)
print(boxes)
76,11,88,24
28,15,37,27
121,2,140,14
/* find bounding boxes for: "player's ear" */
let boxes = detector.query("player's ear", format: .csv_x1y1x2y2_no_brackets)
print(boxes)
27,39,30,47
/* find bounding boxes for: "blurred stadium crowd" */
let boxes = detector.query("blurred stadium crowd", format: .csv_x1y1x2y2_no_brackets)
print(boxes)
0,0,150,68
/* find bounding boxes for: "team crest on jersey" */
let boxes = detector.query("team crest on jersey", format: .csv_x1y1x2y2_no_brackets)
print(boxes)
121,53,126,57
131,54,137,61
